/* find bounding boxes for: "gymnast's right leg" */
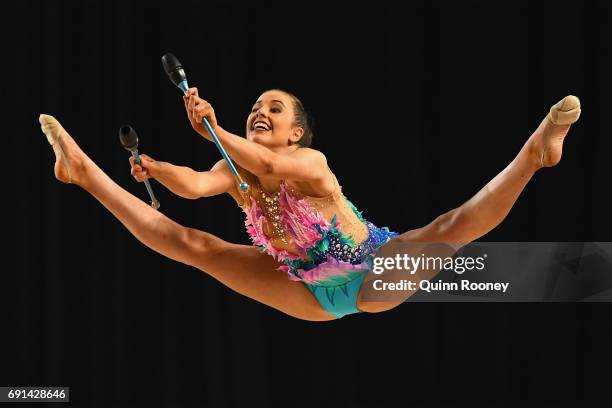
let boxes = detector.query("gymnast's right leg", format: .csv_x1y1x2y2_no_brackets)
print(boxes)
39,114,335,321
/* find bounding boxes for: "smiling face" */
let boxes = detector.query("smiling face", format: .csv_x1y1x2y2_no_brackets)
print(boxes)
246,90,304,150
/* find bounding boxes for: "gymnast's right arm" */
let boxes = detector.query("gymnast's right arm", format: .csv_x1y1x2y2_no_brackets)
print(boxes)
129,155,234,199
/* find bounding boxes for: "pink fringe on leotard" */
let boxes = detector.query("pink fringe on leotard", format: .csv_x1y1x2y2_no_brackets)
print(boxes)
243,182,336,262
277,182,334,256
243,196,301,262
279,256,370,285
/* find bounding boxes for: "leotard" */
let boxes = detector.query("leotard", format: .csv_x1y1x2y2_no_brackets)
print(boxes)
237,168,398,318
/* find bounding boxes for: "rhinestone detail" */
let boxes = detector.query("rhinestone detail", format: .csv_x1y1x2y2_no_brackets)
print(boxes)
256,178,288,244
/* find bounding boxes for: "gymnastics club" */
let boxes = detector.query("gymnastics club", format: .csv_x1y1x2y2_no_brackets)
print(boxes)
161,53,249,192
119,125,161,210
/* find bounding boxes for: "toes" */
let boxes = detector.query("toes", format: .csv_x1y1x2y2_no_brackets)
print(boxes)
560,95,580,111
38,114,76,184
39,114,59,131
548,95,581,125
39,113,54,125
39,114,64,146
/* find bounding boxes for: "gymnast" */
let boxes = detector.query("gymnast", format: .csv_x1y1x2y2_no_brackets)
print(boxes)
39,89,581,321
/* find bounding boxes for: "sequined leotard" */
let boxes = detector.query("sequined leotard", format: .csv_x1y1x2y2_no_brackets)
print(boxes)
237,168,398,318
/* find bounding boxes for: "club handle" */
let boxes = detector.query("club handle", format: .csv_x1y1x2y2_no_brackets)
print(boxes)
131,150,161,210
201,117,250,192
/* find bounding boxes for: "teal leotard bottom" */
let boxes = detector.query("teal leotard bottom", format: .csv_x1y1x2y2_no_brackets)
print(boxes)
304,272,366,319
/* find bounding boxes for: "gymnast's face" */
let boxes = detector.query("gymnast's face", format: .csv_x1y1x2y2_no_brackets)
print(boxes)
246,90,303,150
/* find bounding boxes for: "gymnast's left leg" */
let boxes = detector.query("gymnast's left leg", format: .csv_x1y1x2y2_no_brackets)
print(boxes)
357,95,581,313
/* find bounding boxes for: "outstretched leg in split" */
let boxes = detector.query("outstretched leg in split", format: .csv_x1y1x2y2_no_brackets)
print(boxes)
39,115,335,321
357,95,582,312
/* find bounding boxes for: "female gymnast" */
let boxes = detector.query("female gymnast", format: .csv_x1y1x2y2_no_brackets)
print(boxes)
38,89,581,321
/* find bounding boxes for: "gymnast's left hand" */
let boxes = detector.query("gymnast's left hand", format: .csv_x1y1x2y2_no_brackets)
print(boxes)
183,87,219,141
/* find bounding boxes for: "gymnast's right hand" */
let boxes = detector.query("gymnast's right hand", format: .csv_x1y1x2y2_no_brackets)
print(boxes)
129,154,159,182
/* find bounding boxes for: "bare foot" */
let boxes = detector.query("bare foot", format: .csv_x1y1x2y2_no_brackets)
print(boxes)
528,95,581,168
39,114,89,185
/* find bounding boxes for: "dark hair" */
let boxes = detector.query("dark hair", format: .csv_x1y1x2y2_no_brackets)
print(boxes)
266,89,314,148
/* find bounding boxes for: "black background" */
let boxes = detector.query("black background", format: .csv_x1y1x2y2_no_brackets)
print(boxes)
2,0,612,407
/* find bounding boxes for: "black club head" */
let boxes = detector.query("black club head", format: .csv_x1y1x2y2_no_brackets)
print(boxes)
161,52,188,87
119,125,139,151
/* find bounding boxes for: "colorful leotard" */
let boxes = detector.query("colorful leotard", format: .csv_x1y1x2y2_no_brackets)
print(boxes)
237,169,398,318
